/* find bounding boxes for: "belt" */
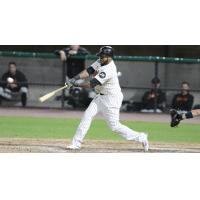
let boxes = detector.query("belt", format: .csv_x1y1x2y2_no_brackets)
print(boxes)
100,93,104,95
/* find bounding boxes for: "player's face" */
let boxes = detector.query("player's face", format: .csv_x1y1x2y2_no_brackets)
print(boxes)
8,64,17,75
181,84,190,94
100,56,111,65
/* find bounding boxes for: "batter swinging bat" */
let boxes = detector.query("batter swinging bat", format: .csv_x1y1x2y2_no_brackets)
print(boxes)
39,84,70,103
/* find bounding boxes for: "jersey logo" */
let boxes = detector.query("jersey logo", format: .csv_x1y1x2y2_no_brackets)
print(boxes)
99,72,106,79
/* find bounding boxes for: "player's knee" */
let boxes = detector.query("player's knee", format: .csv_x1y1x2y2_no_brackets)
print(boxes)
83,109,97,120
82,112,95,122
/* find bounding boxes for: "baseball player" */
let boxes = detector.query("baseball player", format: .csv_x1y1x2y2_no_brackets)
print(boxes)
170,109,200,127
66,46,149,152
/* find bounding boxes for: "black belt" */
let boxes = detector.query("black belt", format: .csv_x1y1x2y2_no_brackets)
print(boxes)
100,93,104,95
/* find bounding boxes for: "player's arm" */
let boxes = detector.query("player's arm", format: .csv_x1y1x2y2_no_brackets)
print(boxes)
75,69,90,80
70,78,102,89
75,68,110,89
67,66,97,86
67,59,100,87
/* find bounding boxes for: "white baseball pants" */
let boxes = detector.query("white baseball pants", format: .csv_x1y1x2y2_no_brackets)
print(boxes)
71,93,146,147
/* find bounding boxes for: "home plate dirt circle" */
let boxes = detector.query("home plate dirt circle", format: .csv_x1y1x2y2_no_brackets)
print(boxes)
0,138,200,153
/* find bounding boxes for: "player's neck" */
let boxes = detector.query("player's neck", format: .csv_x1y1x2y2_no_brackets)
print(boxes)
101,58,112,66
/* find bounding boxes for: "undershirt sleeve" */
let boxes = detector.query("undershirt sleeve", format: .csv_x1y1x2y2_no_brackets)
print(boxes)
87,66,95,75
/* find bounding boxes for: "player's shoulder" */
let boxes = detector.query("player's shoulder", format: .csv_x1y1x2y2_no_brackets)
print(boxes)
16,70,25,76
105,61,116,71
107,60,117,70
92,59,101,66
2,71,9,77
100,64,115,78
16,69,22,74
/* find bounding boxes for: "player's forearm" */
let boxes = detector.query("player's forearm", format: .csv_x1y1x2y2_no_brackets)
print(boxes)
79,69,90,79
74,78,101,89
77,81,91,88
72,70,89,81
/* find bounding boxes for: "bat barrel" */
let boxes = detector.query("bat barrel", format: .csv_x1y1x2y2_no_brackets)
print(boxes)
39,85,69,103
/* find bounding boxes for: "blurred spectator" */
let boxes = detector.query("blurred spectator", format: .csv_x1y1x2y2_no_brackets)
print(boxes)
55,45,91,107
171,81,194,111
58,45,90,78
0,62,28,107
122,77,166,113
141,77,166,113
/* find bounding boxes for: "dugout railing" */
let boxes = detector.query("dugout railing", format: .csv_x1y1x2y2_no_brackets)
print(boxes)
0,51,200,111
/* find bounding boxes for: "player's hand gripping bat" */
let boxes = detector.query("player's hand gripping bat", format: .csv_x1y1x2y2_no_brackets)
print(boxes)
39,84,71,103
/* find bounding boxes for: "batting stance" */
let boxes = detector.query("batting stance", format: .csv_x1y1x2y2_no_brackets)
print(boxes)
66,46,149,151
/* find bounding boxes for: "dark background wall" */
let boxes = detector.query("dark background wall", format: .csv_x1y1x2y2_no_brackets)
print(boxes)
0,45,200,58
1,46,200,108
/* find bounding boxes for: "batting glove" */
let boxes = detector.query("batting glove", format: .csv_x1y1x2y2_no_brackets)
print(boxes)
68,74,80,87
68,78,79,87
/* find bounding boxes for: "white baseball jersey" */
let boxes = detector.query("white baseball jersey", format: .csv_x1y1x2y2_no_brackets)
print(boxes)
69,59,147,149
90,59,122,96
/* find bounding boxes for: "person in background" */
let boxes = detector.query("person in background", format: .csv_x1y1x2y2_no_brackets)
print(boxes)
58,45,90,78
0,62,28,107
141,77,166,113
171,81,194,112
55,45,91,107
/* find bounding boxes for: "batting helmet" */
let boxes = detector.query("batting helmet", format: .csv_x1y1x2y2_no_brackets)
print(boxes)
96,46,114,58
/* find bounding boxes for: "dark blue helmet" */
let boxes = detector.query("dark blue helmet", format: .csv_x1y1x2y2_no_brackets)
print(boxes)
96,46,114,58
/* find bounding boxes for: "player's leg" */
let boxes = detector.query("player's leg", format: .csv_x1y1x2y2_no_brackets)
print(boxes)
102,106,149,151
0,87,12,100
0,87,4,101
20,87,28,107
170,109,200,127
68,98,99,149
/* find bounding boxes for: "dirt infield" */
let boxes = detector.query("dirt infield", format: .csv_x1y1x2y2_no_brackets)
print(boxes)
0,138,200,153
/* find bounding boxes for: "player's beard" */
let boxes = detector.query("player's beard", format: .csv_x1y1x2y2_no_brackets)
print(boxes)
100,57,112,66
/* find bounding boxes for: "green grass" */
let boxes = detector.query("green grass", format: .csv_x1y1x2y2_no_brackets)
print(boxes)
0,116,200,143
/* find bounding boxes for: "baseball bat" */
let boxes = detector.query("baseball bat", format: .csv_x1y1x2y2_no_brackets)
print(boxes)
39,84,69,103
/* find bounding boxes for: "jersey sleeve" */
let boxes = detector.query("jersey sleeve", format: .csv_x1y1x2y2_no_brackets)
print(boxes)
90,59,101,70
94,68,112,85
